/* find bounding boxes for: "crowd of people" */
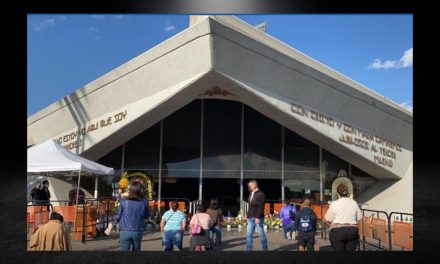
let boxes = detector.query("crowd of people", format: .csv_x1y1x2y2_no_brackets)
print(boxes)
28,178,362,252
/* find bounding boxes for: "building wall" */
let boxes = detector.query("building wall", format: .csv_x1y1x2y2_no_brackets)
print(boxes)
357,161,413,214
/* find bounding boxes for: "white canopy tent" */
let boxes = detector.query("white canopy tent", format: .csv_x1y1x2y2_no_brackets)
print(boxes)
28,139,114,177
27,139,114,244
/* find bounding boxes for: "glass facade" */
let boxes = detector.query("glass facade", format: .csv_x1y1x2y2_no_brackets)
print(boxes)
243,105,282,179
96,99,377,205
351,165,377,199
203,100,241,178
124,123,160,170
162,100,201,178
97,146,123,197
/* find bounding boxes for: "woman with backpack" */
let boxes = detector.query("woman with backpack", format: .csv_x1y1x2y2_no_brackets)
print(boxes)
278,200,297,240
206,198,223,246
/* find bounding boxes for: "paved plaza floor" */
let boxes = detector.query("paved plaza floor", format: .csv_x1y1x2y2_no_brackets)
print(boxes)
67,227,381,251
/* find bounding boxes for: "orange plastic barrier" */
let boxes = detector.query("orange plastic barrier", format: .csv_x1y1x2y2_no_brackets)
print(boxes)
311,205,321,220
359,217,372,238
178,201,185,212
393,221,413,250
273,203,283,214
264,203,270,214
53,206,76,222
27,206,41,223
321,205,329,220
71,205,98,241
27,206,49,230
371,218,387,242
97,201,108,217
27,212,30,234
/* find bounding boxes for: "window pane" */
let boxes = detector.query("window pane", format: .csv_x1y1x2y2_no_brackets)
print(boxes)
203,99,241,178
162,100,201,173
243,105,281,175
323,149,350,201
203,170,241,179
351,165,377,199
284,127,319,172
124,122,160,170
163,169,200,178
98,146,123,185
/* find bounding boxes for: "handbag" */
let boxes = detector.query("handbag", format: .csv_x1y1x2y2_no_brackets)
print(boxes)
189,214,202,235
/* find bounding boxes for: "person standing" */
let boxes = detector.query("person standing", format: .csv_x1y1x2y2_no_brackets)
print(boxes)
28,212,71,251
160,201,187,251
294,198,318,251
206,198,223,246
279,200,297,240
28,180,42,205
116,180,149,251
68,183,86,206
325,183,362,251
245,180,268,251
39,180,51,211
189,204,211,251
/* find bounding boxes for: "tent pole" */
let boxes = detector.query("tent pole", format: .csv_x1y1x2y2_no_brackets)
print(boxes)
94,175,98,199
72,170,83,246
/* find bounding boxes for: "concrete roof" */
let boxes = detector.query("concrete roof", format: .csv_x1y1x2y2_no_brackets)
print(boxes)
27,16,412,180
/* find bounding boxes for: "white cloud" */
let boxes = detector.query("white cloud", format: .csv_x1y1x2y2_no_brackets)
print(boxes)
400,48,413,68
367,48,413,70
31,16,67,32
399,101,413,112
164,20,176,32
88,27,100,40
33,18,55,31
114,15,124,20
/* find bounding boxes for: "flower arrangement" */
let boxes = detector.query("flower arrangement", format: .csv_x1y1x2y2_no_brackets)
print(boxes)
118,171,153,200
263,214,283,229
118,177,129,190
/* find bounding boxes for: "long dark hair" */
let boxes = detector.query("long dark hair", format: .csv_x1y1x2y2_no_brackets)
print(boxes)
127,180,144,201
209,198,219,210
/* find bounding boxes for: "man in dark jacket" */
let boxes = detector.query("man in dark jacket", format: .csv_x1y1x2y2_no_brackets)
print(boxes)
245,180,268,251
39,180,52,211
294,198,318,251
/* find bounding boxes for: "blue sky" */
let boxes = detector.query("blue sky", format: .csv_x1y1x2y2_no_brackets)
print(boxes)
27,14,412,117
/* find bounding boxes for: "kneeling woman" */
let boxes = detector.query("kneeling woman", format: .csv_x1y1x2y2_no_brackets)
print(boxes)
189,204,212,251
116,180,149,251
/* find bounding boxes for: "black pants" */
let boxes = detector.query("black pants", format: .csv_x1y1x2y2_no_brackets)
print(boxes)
297,231,315,251
329,227,359,251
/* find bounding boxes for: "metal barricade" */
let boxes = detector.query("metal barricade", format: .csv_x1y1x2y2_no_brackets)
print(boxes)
360,209,390,251
240,201,248,217
389,212,413,251
189,200,202,215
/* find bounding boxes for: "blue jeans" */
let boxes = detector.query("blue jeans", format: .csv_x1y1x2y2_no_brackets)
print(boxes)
283,222,295,239
246,218,268,251
163,230,183,251
120,230,143,251
209,226,222,245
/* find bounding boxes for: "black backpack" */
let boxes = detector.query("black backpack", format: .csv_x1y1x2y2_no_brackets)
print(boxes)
298,210,313,233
